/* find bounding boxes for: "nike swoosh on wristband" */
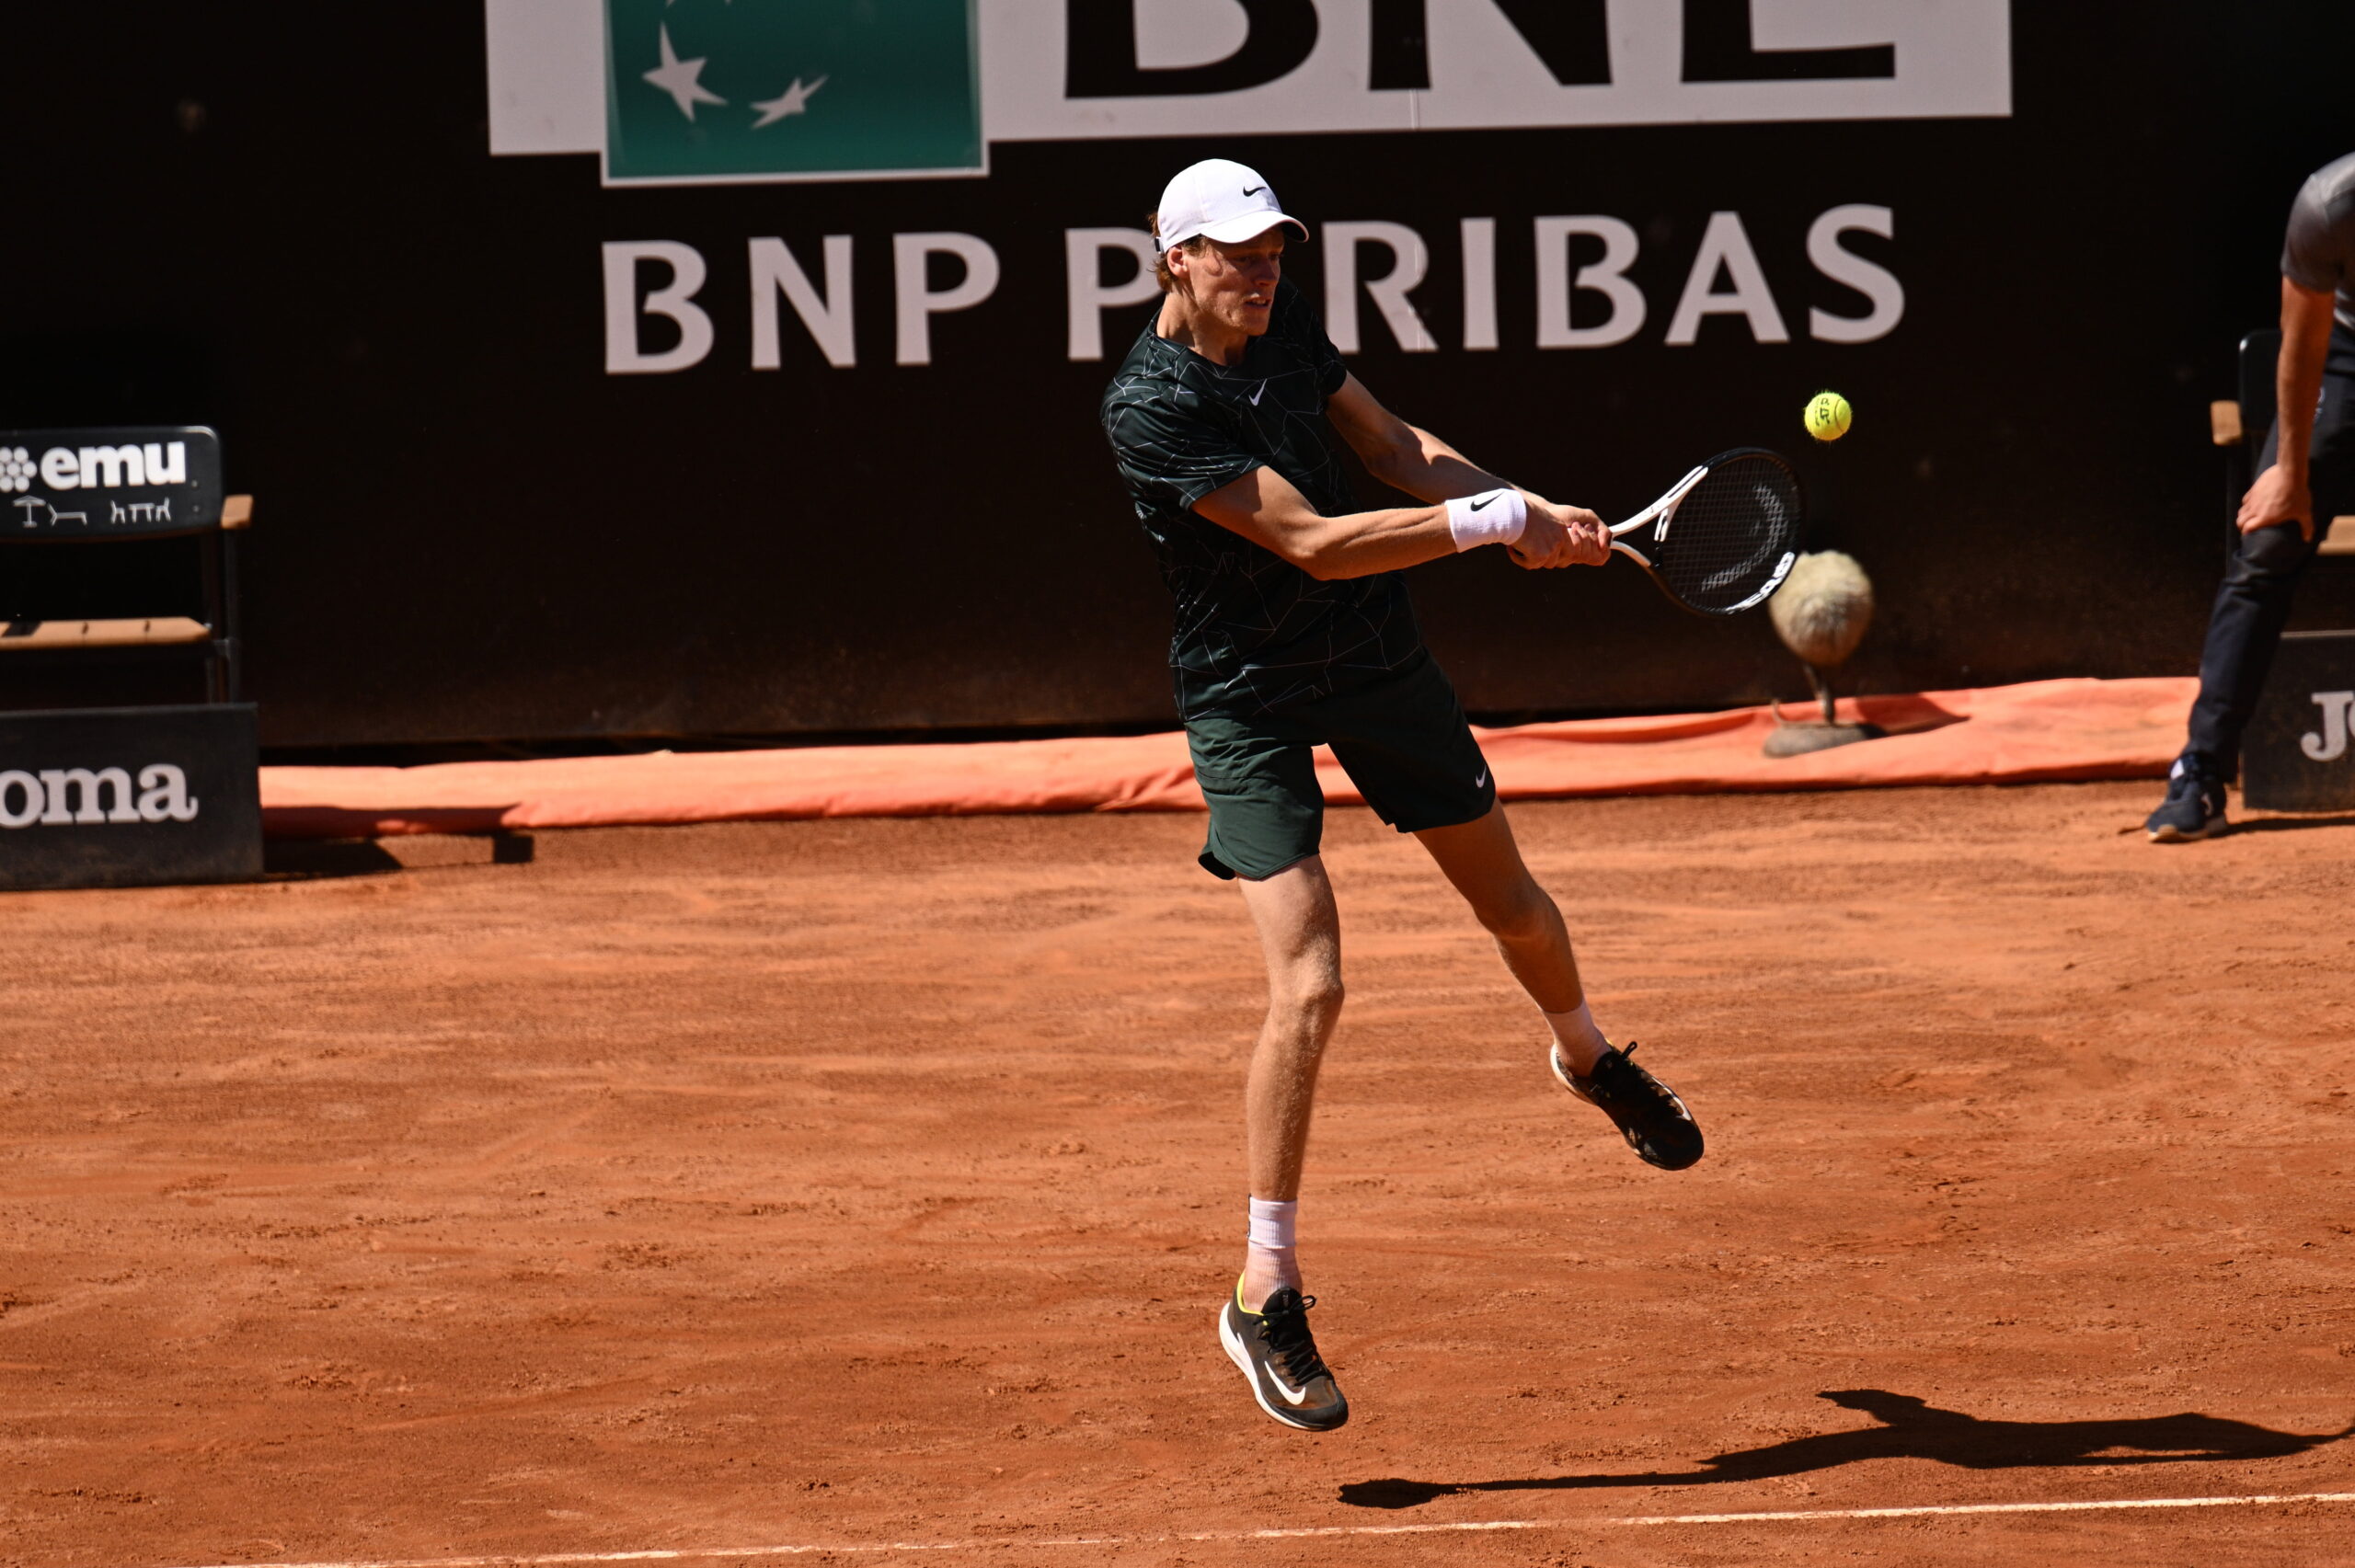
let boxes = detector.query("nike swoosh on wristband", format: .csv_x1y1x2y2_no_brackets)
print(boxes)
1470,496,1498,510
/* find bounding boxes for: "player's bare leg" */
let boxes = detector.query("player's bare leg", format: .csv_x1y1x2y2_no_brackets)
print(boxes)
1413,805,1599,1065
1233,854,1342,1309
1417,804,1705,1170
1215,854,1350,1431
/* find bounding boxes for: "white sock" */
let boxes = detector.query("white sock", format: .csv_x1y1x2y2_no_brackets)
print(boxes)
1246,1196,1296,1252
1244,1196,1297,1307
1543,999,1610,1072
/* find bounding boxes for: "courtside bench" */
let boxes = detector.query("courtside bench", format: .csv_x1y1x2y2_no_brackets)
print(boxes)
0,427,263,889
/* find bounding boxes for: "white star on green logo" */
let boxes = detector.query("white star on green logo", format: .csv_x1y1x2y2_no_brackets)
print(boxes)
641,24,725,121
751,74,827,129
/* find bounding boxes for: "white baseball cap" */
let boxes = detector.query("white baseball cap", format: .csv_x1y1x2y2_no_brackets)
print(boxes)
1155,158,1308,254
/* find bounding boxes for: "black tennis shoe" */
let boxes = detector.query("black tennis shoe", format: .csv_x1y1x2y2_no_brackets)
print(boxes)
1218,1281,1349,1432
1554,1042,1705,1171
2145,758,2227,842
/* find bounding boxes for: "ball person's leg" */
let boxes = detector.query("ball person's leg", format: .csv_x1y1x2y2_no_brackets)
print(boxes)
2183,396,2346,772
2183,526,2318,771
1234,854,1342,1310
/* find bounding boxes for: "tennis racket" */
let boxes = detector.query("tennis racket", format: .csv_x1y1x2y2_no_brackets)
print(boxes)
1608,447,1804,615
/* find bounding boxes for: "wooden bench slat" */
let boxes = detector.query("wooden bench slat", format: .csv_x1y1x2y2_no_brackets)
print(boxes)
0,616,213,649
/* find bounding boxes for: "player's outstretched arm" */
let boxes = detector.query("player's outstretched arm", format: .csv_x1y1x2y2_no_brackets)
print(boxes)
1192,466,1464,580
1321,374,1606,567
1324,373,1508,501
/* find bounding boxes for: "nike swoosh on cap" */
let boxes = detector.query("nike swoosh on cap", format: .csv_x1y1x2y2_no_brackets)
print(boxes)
1243,186,1265,196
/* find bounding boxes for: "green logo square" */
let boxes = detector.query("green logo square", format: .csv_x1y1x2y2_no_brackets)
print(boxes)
603,0,982,184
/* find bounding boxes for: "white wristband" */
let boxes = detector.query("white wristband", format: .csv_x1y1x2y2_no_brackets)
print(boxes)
1446,488,1527,552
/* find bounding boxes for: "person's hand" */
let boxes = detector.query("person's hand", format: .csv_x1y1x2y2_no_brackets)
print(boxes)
2238,462,2313,541
1508,495,1609,568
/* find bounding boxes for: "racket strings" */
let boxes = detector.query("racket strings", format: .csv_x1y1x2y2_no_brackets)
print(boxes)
1656,459,1803,613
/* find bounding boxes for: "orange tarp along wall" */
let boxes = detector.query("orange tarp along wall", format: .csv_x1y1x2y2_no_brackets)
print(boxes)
258,678,2195,839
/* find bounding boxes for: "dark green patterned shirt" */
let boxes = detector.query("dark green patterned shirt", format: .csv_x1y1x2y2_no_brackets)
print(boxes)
1101,280,1425,718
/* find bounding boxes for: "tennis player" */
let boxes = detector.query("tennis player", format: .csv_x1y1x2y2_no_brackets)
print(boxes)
1099,159,1704,1433
2148,150,2355,840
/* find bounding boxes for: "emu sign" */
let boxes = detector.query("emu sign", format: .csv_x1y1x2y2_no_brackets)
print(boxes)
0,427,224,539
0,705,260,890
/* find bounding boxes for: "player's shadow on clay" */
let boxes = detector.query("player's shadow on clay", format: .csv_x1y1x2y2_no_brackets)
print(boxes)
1339,1389,2355,1510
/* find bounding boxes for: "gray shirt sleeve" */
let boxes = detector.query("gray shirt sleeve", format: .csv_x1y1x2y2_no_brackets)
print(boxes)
2281,151,2355,333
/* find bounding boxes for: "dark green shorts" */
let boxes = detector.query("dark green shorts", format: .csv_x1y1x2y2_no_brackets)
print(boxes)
1185,652,1497,880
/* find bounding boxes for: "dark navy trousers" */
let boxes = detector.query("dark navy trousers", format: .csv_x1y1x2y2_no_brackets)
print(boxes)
2184,326,2355,771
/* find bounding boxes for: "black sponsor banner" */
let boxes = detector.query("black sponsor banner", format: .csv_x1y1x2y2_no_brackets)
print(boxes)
0,704,261,890
0,428,223,540
3,6,2353,747
2242,631,2355,813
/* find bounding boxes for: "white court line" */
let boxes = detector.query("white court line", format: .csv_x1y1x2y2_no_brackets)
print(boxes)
150,1489,2355,1568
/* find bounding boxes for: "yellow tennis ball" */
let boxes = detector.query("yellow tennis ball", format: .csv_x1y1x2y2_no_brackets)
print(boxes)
1805,392,1853,442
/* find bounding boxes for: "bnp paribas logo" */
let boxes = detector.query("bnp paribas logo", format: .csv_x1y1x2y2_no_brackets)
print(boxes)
603,0,982,185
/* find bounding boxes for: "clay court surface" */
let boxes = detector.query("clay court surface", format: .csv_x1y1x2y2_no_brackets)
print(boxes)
6,781,2355,1567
